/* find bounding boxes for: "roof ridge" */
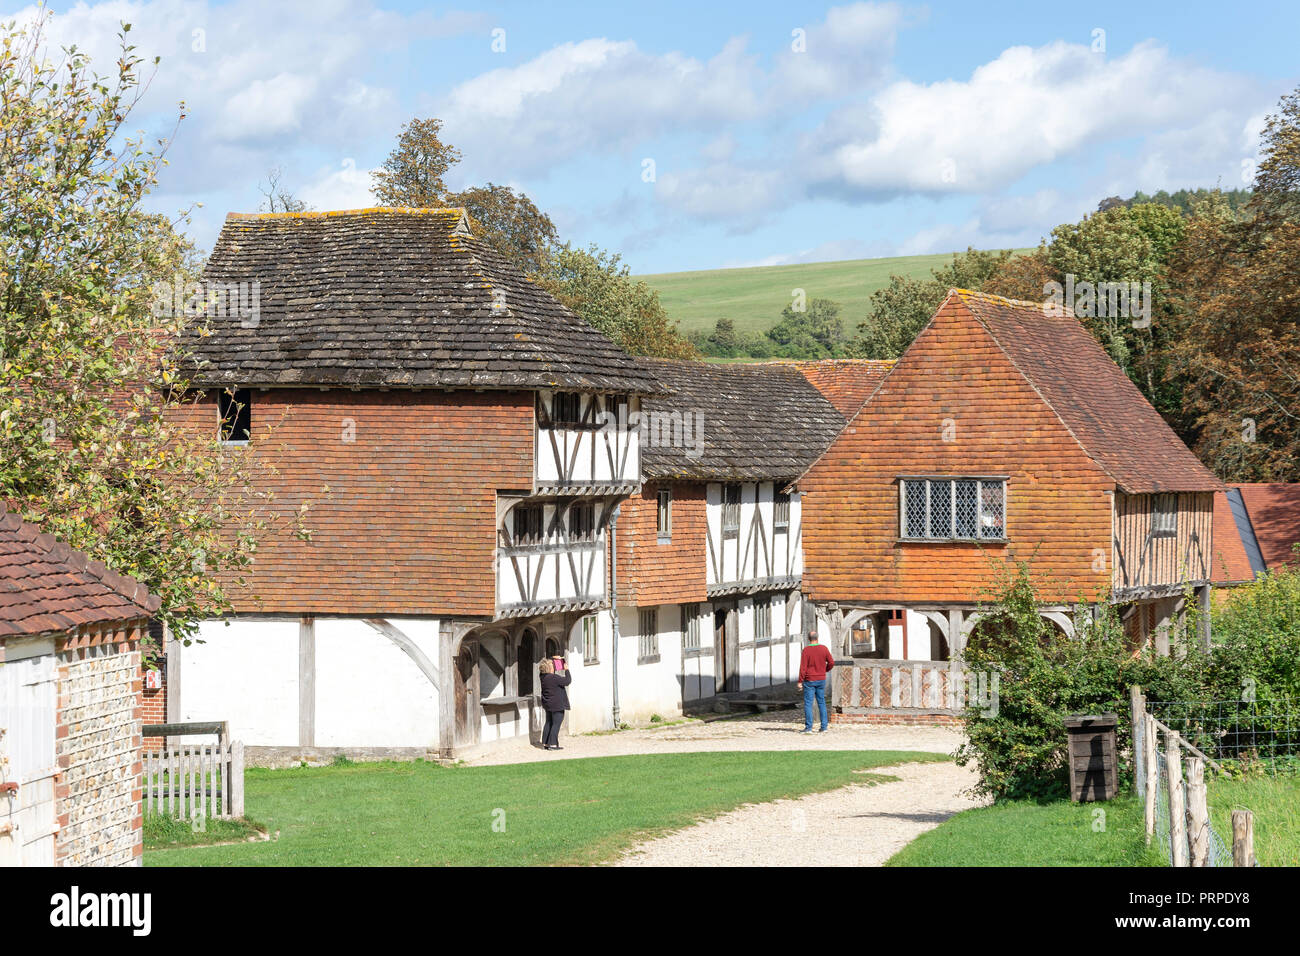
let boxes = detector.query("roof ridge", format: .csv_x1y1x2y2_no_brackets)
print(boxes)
0,501,162,614
952,287,1077,317
227,206,469,222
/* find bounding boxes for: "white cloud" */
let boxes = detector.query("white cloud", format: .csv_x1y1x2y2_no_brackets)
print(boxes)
806,39,1262,199
299,158,376,210
774,1,902,99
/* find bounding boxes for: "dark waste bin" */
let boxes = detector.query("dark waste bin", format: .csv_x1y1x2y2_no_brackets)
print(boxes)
1064,713,1119,802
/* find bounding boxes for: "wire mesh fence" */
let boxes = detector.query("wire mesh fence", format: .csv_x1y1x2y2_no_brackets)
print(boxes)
1148,696,1300,776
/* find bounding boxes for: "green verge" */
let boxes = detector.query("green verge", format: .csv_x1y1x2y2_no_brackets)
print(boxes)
886,796,1167,867
144,813,266,850
1207,775,1300,867
146,750,947,867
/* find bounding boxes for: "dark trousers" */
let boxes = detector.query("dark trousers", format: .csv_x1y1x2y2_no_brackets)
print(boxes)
543,709,565,748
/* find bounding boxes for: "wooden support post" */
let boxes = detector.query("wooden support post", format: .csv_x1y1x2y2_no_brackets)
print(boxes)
1197,585,1212,653
230,740,245,819
1165,730,1188,866
1144,715,1158,844
1130,686,1145,797
1232,810,1255,867
1186,757,1209,867
298,615,315,748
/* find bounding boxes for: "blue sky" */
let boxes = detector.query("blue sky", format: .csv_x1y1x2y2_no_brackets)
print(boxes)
15,0,1299,272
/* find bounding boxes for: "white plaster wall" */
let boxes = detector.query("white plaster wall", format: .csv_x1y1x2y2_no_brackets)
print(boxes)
314,617,440,748
181,618,299,745
563,612,613,733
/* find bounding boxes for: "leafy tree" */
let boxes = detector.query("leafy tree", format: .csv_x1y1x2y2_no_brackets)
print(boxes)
535,245,697,359
853,248,1015,359
370,116,461,207
445,183,557,276
0,14,269,642
1165,91,1300,480
767,297,843,357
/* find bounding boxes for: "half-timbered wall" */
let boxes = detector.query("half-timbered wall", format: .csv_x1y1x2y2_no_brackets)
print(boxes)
496,498,613,615
705,482,803,595
677,593,802,700
1113,492,1214,598
534,391,641,493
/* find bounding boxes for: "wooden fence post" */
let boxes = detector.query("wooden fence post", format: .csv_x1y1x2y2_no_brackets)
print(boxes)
230,740,245,819
1186,756,1209,867
1130,686,1145,796
1165,730,1188,866
1144,716,1158,844
1232,810,1255,867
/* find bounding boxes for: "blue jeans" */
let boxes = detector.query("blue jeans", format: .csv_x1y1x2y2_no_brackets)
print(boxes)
803,679,828,731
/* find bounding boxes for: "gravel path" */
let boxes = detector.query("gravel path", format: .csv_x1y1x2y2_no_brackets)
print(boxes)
461,710,962,766
616,760,985,867
460,711,977,866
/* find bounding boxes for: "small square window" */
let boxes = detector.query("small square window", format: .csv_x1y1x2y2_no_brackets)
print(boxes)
218,388,251,444
1152,495,1177,537
569,502,595,540
512,504,544,545
552,393,582,425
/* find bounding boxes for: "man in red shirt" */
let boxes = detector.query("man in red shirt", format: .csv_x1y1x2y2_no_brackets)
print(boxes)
797,629,837,733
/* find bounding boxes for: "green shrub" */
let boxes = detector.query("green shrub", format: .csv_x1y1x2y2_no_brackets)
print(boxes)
956,562,1208,802
1206,563,1300,704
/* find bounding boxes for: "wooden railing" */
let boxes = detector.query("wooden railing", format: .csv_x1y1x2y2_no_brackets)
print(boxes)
830,658,967,715
143,722,244,821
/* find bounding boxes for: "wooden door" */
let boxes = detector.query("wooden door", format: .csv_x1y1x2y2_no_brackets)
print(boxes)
0,642,58,866
453,639,480,749
714,605,739,694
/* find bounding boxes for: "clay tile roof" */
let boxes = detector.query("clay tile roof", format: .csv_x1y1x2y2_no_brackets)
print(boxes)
1212,490,1260,585
1234,483,1300,570
640,360,846,481
954,289,1222,494
768,359,896,418
181,208,664,394
0,504,160,639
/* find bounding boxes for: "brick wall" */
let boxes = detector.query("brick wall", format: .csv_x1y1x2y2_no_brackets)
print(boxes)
169,388,535,616
55,624,144,867
800,298,1114,605
616,481,708,607
140,660,166,749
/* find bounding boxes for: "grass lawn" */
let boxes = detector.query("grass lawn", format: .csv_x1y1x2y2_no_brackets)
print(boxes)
637,250,1031,336
145,812,265,850
146,750,947,867
1207,774,1300,867
886,796,1166,867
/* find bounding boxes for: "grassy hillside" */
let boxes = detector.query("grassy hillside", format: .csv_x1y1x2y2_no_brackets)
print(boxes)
638,250,1031,336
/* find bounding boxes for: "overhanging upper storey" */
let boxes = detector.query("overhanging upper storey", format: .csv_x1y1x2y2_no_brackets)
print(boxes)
534,390,642,496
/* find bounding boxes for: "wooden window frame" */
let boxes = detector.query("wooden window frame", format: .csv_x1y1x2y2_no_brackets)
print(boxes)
657,488,672,542
898,476,1008,542
1152,494,1177,538
581,615,599,665
552,392,582,426
218,387,252,445
683,603,701,652
512,503,545,546
753,597,772,645
721,484,742,538
638,607,660,664
568,501,596,541
773,491,791,533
